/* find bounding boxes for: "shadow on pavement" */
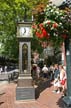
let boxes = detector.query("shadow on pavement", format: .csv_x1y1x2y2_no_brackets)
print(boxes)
56,97,64,108
35,79,52,99
0,92,5,95
0,102,4,105
0,91,5,105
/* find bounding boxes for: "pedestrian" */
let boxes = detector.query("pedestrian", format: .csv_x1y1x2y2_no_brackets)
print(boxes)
49,65,54,81
42,64,48,79
0,66,1,74
36,65,40,79
52,64,61,93
4,66,7,73
0,67,3,73
59,65,67,96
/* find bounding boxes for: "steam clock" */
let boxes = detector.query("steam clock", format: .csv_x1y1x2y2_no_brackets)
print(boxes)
16,21,35,100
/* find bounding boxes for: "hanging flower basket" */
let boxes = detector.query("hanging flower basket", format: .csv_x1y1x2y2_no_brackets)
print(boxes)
32,5,71,46
32,19,68,44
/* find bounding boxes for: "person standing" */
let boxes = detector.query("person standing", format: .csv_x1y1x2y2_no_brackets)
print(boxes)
36,65,40,79
4,66,7,73
49,65,54,81
52,64,60,93
59,65,67,96
0,66,1,74
42,64,48,79
54,64,60,80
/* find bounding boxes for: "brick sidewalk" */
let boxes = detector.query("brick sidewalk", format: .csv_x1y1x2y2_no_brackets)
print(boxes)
0,82,64,108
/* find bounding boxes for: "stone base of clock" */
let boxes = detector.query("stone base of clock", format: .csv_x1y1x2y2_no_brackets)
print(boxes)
16,76,35,100
16,87,35,100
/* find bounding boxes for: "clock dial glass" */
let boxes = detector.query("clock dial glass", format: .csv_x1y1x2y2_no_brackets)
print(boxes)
20,27,31,37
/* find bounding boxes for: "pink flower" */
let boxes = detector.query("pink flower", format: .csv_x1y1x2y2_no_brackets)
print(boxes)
39,23,43,28
32,24,37,29
39,23,44,30
47,20,51,24
41,41,47,48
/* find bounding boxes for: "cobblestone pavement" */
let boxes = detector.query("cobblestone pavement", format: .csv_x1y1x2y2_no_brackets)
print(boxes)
0,82,64,108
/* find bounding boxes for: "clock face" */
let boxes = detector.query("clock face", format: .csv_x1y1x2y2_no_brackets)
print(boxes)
20,27,31,37
50,0,64,6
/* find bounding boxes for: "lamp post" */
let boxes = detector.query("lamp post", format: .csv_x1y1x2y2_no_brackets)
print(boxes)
63,38,71,107
16,21,35,100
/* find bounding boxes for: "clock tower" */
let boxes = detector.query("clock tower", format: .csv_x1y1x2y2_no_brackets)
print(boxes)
16,21,35,100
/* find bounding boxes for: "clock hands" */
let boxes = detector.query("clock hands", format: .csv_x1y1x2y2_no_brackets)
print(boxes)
24,28,26,34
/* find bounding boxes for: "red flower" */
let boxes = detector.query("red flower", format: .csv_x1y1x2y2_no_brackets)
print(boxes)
53,23,58,28
36,27,50,40
36,32,44,38
42,29,47,37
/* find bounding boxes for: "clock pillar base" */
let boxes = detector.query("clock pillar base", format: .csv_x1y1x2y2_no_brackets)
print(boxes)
16,76,35,100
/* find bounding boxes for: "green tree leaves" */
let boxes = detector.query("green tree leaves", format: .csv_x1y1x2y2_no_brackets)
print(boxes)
0,0,49,60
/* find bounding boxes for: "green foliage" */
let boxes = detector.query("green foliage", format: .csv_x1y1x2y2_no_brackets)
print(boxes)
44,5,64,22
31,38,43,53
0,0,30,59
0,0,49,59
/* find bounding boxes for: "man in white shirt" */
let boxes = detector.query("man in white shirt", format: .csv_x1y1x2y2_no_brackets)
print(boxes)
42,65,48,78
